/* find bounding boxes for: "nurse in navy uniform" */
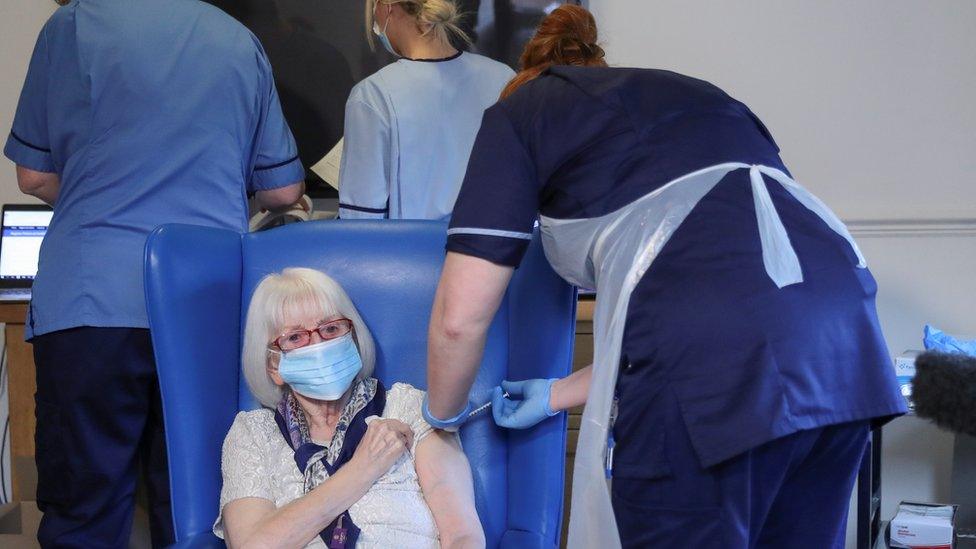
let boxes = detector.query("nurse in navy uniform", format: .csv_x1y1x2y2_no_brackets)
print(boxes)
422,5,906,549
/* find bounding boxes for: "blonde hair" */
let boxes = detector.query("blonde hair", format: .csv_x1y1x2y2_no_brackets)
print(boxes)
242,268,377,408
365,0,471,50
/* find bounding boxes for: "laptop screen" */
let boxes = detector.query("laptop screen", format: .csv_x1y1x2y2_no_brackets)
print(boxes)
0,207,53,282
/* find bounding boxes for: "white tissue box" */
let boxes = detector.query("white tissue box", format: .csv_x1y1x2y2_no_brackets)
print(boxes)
889,501,956,549
894,351,921,409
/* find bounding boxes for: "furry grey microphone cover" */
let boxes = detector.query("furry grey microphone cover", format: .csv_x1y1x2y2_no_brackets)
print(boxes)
912,351,976,437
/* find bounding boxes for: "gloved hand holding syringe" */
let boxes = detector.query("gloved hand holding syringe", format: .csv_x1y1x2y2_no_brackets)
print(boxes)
423,377,561,431
492,366,592,429
422,389,507,432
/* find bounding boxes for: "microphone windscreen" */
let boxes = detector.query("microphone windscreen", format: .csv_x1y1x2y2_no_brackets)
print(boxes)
912,351,976,437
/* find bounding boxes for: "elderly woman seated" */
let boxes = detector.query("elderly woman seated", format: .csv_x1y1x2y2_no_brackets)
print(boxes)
214,268,484,548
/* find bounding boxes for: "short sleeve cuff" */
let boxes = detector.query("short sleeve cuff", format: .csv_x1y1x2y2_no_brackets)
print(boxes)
4,132,55,173
338,203,389,219
251,155,304,191
385,383,435,451
446,232,530,268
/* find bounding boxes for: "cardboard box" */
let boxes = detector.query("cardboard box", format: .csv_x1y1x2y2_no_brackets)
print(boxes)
890,501,957,549
0,501,42,547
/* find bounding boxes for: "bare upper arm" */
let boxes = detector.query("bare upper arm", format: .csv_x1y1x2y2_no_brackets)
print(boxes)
221,497,276,549
414,430,484,547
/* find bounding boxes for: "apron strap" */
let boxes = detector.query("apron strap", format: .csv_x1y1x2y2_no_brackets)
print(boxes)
749,164,868,289
750,165,804,288
757,165,868,268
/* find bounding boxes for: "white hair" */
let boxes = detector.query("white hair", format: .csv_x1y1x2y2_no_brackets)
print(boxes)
242,267,377,408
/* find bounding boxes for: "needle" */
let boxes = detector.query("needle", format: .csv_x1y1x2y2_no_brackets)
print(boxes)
468,392,509,417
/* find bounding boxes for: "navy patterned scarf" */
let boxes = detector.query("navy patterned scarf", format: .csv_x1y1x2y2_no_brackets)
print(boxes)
273,378,387,548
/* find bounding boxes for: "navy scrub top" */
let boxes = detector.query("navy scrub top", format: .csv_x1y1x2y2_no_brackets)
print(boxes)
4,0,303,338
449,66,906,474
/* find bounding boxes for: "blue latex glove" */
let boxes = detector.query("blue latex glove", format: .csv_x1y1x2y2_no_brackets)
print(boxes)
491,378,559,429
924,325,976,357
422,394,472,432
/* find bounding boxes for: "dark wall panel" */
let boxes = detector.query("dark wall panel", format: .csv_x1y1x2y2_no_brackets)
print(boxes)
208,0,583,196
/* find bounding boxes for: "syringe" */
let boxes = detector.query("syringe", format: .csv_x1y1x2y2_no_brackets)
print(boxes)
467,392,509,418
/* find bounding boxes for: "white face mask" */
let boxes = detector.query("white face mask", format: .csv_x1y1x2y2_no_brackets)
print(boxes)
372,4,400,57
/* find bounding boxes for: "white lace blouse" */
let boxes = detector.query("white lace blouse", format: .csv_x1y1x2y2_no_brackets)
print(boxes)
214,382,446,548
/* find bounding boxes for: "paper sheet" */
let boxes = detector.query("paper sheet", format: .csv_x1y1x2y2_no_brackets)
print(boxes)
310,138,343,190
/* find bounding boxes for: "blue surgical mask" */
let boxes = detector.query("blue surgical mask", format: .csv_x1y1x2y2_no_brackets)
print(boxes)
277,334,363,401
372,10,400,58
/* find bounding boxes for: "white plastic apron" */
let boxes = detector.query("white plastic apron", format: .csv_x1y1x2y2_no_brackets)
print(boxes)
540,163,866,549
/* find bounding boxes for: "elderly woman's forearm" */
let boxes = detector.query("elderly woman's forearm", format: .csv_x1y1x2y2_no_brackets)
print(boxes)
227,460,376,549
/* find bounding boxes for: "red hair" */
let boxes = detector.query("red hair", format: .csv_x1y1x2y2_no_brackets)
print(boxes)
500,5,607,100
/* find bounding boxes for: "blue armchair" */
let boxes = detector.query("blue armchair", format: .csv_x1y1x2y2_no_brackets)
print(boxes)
144,220,576,548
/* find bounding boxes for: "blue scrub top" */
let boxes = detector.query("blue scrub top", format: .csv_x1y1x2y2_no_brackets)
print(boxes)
3,0,304,338
338,51,513,220
449,66,906,471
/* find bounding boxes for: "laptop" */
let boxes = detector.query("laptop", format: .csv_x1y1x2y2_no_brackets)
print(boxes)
0,204,54,302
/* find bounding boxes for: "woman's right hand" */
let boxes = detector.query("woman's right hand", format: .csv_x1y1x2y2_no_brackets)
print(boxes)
491,379,559,429
351,417,414,481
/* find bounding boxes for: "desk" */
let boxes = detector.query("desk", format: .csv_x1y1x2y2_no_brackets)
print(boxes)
0,302,34,502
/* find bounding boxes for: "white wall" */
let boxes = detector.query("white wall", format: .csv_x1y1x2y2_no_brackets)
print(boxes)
0,1,55,206
588,0,976,544
589,0,976,222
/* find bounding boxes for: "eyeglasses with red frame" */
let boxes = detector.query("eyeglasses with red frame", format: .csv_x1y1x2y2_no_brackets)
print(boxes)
268,318,354,352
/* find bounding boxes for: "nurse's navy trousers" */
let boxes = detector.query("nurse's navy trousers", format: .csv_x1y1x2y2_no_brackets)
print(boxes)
611,387,868,548
32,327,174,548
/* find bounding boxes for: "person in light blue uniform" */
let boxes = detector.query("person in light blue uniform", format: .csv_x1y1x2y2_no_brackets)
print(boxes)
424,6,907,548
338,0,513,220
3,0,304,545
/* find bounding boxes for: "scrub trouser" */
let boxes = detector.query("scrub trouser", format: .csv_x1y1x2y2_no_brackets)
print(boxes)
611,408,868,548
32,327,174,548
